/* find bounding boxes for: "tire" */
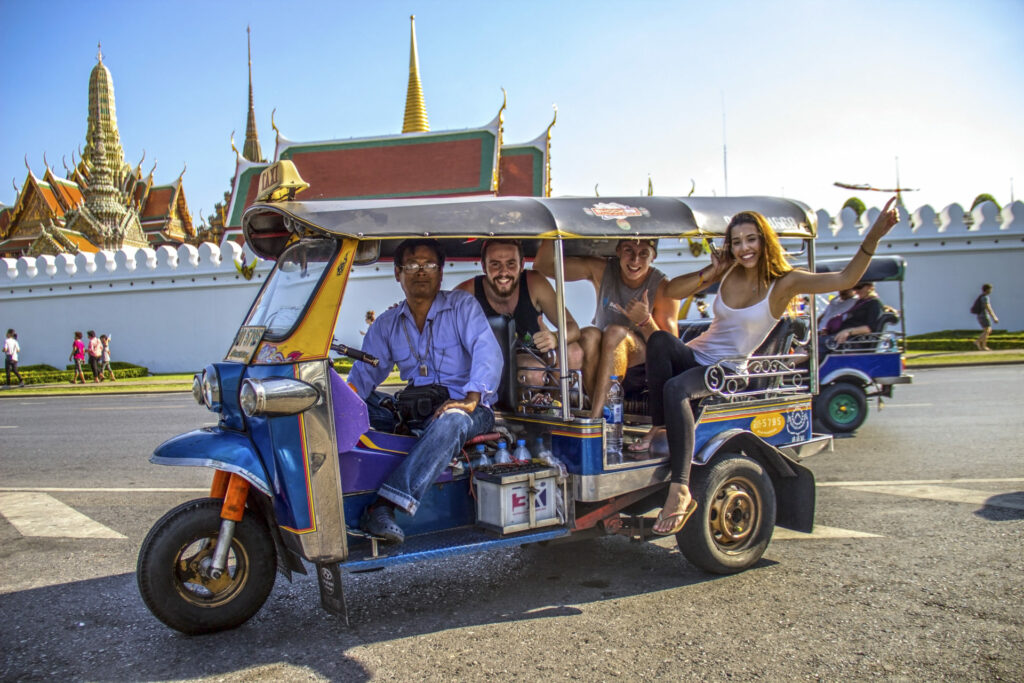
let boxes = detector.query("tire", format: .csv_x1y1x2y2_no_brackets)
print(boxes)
677,453,776,574
815,381,868,433
137,497,276,635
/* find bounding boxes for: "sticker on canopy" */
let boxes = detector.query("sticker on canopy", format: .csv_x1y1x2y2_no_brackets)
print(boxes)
225,326,267,363
584,202,650,231
254,343,304,364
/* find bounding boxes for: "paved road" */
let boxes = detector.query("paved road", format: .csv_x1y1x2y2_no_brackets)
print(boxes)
1,366,1022,681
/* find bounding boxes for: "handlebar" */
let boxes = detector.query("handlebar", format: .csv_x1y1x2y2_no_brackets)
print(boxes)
330,342,380,367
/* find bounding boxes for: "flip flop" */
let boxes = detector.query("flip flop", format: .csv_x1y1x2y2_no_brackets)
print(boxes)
626,439,651,453
652,499,698,536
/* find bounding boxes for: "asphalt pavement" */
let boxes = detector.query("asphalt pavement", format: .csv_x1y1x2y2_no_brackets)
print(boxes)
0,366,1021,681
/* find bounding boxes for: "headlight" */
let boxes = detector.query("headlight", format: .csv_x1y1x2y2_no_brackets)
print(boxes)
239,378,319,417
191,373,204,405
201,365,221,412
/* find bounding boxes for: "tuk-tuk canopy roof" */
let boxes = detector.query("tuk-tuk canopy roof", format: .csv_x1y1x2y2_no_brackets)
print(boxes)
242,195,817,260
815,255,906,282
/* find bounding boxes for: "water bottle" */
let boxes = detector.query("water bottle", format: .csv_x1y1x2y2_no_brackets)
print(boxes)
604,375,623,464
473,443,491,468
512,438,532,464
494,440,513,465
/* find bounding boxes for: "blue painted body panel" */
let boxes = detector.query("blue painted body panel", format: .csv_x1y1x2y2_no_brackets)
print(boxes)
820,352,901,383
151,428,271,495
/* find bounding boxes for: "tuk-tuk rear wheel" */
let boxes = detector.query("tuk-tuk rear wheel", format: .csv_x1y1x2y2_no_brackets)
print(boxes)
677,453,776,574
137,497,276,635
815,381,868,433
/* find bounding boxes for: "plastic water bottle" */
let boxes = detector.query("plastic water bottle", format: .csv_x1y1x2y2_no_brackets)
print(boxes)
494,440,513,465
473,443,491,468
604,375,623,464
512,438,532,464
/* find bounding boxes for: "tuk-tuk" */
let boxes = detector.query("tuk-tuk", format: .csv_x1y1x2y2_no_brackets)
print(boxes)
812,255,913,433
136,162,832,634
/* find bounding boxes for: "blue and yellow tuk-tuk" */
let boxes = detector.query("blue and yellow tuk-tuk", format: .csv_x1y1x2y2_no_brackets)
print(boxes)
136,162,831,634
813,255,913,433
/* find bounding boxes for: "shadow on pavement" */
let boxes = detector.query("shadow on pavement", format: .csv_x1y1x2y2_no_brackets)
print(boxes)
975,491,1024,521
0,535,749,680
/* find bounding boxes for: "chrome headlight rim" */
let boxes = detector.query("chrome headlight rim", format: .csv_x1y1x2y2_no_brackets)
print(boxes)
239,377,319,417
191,373,204,406
201,365,222,412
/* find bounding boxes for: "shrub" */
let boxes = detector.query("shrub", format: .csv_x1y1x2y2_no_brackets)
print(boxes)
17,362,150,386
970,193,1001,212
842,197,866,218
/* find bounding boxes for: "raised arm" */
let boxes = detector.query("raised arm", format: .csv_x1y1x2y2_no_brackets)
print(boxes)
772,197,899,315
528,271,581,353
533,239,604,284
663,245,731,300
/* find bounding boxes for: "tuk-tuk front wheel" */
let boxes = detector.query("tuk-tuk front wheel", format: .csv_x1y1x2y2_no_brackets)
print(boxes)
677,454,776,574
815,381,868,433
137,497,276,635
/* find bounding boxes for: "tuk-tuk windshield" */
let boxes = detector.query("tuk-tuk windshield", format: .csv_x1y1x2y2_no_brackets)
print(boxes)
245,239,337,338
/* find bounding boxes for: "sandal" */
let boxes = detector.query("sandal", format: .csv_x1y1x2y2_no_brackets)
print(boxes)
360,504,405,544
652,499,698,536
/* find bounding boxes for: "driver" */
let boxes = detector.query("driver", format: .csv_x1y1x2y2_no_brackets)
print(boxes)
348,238,502,544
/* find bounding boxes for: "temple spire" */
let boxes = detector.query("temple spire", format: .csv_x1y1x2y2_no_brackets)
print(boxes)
402,15,430,133
242,26,265,162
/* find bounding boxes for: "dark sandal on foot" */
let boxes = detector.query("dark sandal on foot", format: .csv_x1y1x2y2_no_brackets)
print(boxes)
360,505,405,544
653,499,698,536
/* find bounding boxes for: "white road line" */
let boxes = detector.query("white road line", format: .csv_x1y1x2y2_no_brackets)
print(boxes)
876,403,934,408
83,405,193,411
0,487,208,493
819,477,1024,487
773,524,882,540
848,484,1024,511
0,492,126,539
0,425,17,429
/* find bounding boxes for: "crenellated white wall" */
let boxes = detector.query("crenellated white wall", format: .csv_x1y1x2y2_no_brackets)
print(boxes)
2,201,1022,373
1,242,270,373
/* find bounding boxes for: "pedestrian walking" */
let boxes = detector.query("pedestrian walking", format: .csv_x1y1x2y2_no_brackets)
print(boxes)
4,329,25,387
86,330,103,382
100,334,116,381
972,284,999,351
70,331,86,384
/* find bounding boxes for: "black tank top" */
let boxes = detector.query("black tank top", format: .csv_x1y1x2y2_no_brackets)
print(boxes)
473,274,543,343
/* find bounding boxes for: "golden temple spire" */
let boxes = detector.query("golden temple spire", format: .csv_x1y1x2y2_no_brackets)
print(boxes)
402,15,430,133
243,26,265,162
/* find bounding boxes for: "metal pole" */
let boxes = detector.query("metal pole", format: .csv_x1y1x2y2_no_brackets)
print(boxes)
552,237,572,421
807,237,819,395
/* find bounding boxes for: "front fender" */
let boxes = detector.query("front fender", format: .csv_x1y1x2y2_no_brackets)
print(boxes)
151,428,271,496
695,429,815,533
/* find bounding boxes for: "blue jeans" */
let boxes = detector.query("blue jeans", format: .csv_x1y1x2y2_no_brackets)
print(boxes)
367,391,493,514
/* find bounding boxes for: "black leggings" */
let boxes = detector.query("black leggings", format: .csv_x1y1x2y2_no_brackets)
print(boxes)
646,331,712,485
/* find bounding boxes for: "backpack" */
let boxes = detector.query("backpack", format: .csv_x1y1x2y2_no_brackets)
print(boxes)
970,295,984,315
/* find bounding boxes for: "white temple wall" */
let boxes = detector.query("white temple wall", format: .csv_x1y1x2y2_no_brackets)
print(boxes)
2,201,1022,374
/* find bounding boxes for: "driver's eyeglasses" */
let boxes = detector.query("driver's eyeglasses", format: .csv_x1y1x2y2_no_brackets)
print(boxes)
400,262,440,273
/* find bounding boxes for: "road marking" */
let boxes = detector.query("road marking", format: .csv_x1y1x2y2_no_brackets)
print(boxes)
82,405,193,411
0,492,126,539
876,403,933,408
0,425,17,429
819,477,1024,487
774,524,882,540
0,487,208,493
848,485,1024,511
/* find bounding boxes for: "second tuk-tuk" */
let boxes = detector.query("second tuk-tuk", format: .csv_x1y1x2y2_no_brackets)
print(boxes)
812,255,913,433
136,163,832,634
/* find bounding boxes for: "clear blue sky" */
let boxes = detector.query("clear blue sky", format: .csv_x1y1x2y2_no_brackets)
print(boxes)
2,0,1021,220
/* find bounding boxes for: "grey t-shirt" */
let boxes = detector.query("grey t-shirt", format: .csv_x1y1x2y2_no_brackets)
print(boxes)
592,258,666,331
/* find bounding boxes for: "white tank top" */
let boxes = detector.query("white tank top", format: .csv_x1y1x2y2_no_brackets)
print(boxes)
687,269,780,370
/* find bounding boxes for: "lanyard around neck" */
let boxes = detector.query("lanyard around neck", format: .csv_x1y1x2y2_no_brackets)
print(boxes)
400,315,435,380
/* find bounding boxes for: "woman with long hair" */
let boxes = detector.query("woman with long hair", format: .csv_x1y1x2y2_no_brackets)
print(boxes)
620,197,899,535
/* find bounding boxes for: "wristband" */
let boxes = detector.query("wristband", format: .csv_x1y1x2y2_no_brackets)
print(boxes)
859,245,874,257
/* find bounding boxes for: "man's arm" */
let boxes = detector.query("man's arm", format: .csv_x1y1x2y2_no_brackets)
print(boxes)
650,279,681,338
456,294,504,406
533,240,604,284
453,278,474,295
347,314,393,398
528,271,580,353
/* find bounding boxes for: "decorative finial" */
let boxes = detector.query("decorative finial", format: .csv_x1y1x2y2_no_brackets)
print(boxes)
97,42,103,62
13,177,19,193
178,162,187,180
43,152,50,171
136,149,146,171
24,154,31,173
231,130,240,156
402,14,430,133
271,108,279,133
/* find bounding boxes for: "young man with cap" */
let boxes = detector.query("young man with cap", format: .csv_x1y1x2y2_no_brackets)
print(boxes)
535,238,680,418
